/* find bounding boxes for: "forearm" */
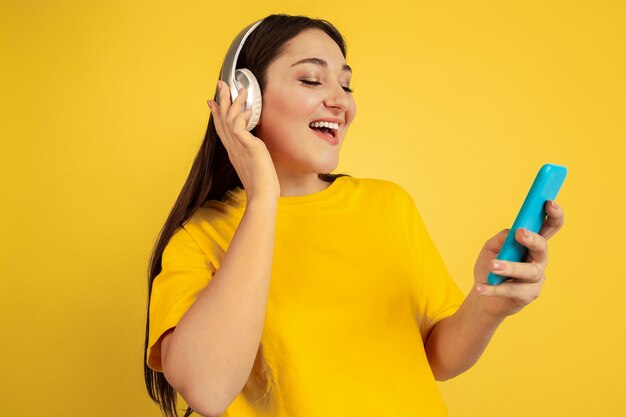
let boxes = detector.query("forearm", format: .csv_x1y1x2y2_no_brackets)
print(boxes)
424,290,505,381
163,197,278,414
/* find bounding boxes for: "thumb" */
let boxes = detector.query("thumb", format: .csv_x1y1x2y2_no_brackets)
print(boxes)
483,228,510,255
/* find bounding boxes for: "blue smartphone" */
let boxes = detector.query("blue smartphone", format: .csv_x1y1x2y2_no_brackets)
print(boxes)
486,163,568,285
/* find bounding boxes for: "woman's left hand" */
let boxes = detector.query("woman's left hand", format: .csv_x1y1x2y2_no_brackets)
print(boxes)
473,200,565,319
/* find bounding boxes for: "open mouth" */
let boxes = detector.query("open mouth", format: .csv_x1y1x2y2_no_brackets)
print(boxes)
308,121,339,139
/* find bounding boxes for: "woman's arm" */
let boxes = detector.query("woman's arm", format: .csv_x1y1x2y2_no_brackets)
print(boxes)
161,197,278,417
425,201,564,381
424,290,504,381
158,81,281,416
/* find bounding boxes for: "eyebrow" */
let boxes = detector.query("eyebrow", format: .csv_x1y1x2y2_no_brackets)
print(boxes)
291,57,352,73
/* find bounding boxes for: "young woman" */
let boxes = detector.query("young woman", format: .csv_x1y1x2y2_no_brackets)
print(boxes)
143,14,565,417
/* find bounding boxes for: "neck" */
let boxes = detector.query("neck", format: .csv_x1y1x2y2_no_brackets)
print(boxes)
276,172,331,197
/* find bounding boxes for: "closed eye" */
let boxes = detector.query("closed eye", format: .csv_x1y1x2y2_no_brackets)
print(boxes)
300,79,354,93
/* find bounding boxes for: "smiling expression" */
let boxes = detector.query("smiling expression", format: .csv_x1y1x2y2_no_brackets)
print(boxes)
255,29,357,178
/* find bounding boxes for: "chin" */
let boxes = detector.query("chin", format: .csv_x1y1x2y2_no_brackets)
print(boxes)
314,158,340,175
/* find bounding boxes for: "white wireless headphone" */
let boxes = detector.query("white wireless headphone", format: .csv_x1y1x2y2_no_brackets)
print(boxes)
217,19,264,131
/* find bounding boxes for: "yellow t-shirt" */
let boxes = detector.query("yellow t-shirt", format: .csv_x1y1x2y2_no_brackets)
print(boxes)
147,176,465,416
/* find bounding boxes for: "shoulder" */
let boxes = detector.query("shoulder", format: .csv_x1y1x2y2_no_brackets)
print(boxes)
167,197,243,268
344,176,415,206
158,226,209,272
184,192,244,237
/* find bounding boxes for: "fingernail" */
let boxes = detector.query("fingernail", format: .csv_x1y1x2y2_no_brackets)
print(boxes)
476,285,486,294
492,261,505,271
522,228,530,239
551,200,557,209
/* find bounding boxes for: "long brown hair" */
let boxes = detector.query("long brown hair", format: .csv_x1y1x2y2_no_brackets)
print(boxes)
144,14,351,417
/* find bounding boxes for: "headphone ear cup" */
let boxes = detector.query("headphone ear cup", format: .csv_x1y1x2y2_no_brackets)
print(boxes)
235,68,262,131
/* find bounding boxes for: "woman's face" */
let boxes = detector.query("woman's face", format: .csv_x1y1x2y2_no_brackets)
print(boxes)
255,29,356,179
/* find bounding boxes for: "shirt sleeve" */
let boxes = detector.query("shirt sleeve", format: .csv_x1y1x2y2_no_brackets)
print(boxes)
403,193,466,342
146,225,216,372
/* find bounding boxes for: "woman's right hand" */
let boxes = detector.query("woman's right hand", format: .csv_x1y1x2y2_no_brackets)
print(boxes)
207,80,280,202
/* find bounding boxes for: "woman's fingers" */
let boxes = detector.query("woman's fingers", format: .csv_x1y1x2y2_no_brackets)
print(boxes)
233,109,253,135
485,228,547,285
207,81,281,200
515,228,548,266
482,228,510,256
477,281,541,305
538,200,565,240
227,86,249,124
208,99,231,151
209,81,253,150
218,80,249,126
218,80,232,119
474,202,563,310
489,257,544,283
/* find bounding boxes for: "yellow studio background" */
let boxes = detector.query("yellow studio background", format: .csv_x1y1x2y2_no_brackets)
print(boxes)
1,0,624,416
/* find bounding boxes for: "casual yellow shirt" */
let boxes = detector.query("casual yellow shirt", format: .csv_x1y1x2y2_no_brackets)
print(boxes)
147,176,465,416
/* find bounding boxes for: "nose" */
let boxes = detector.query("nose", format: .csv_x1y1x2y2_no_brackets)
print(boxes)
323,82,351,112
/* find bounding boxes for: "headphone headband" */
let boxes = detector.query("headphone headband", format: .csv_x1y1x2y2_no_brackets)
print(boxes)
220,19,263,103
